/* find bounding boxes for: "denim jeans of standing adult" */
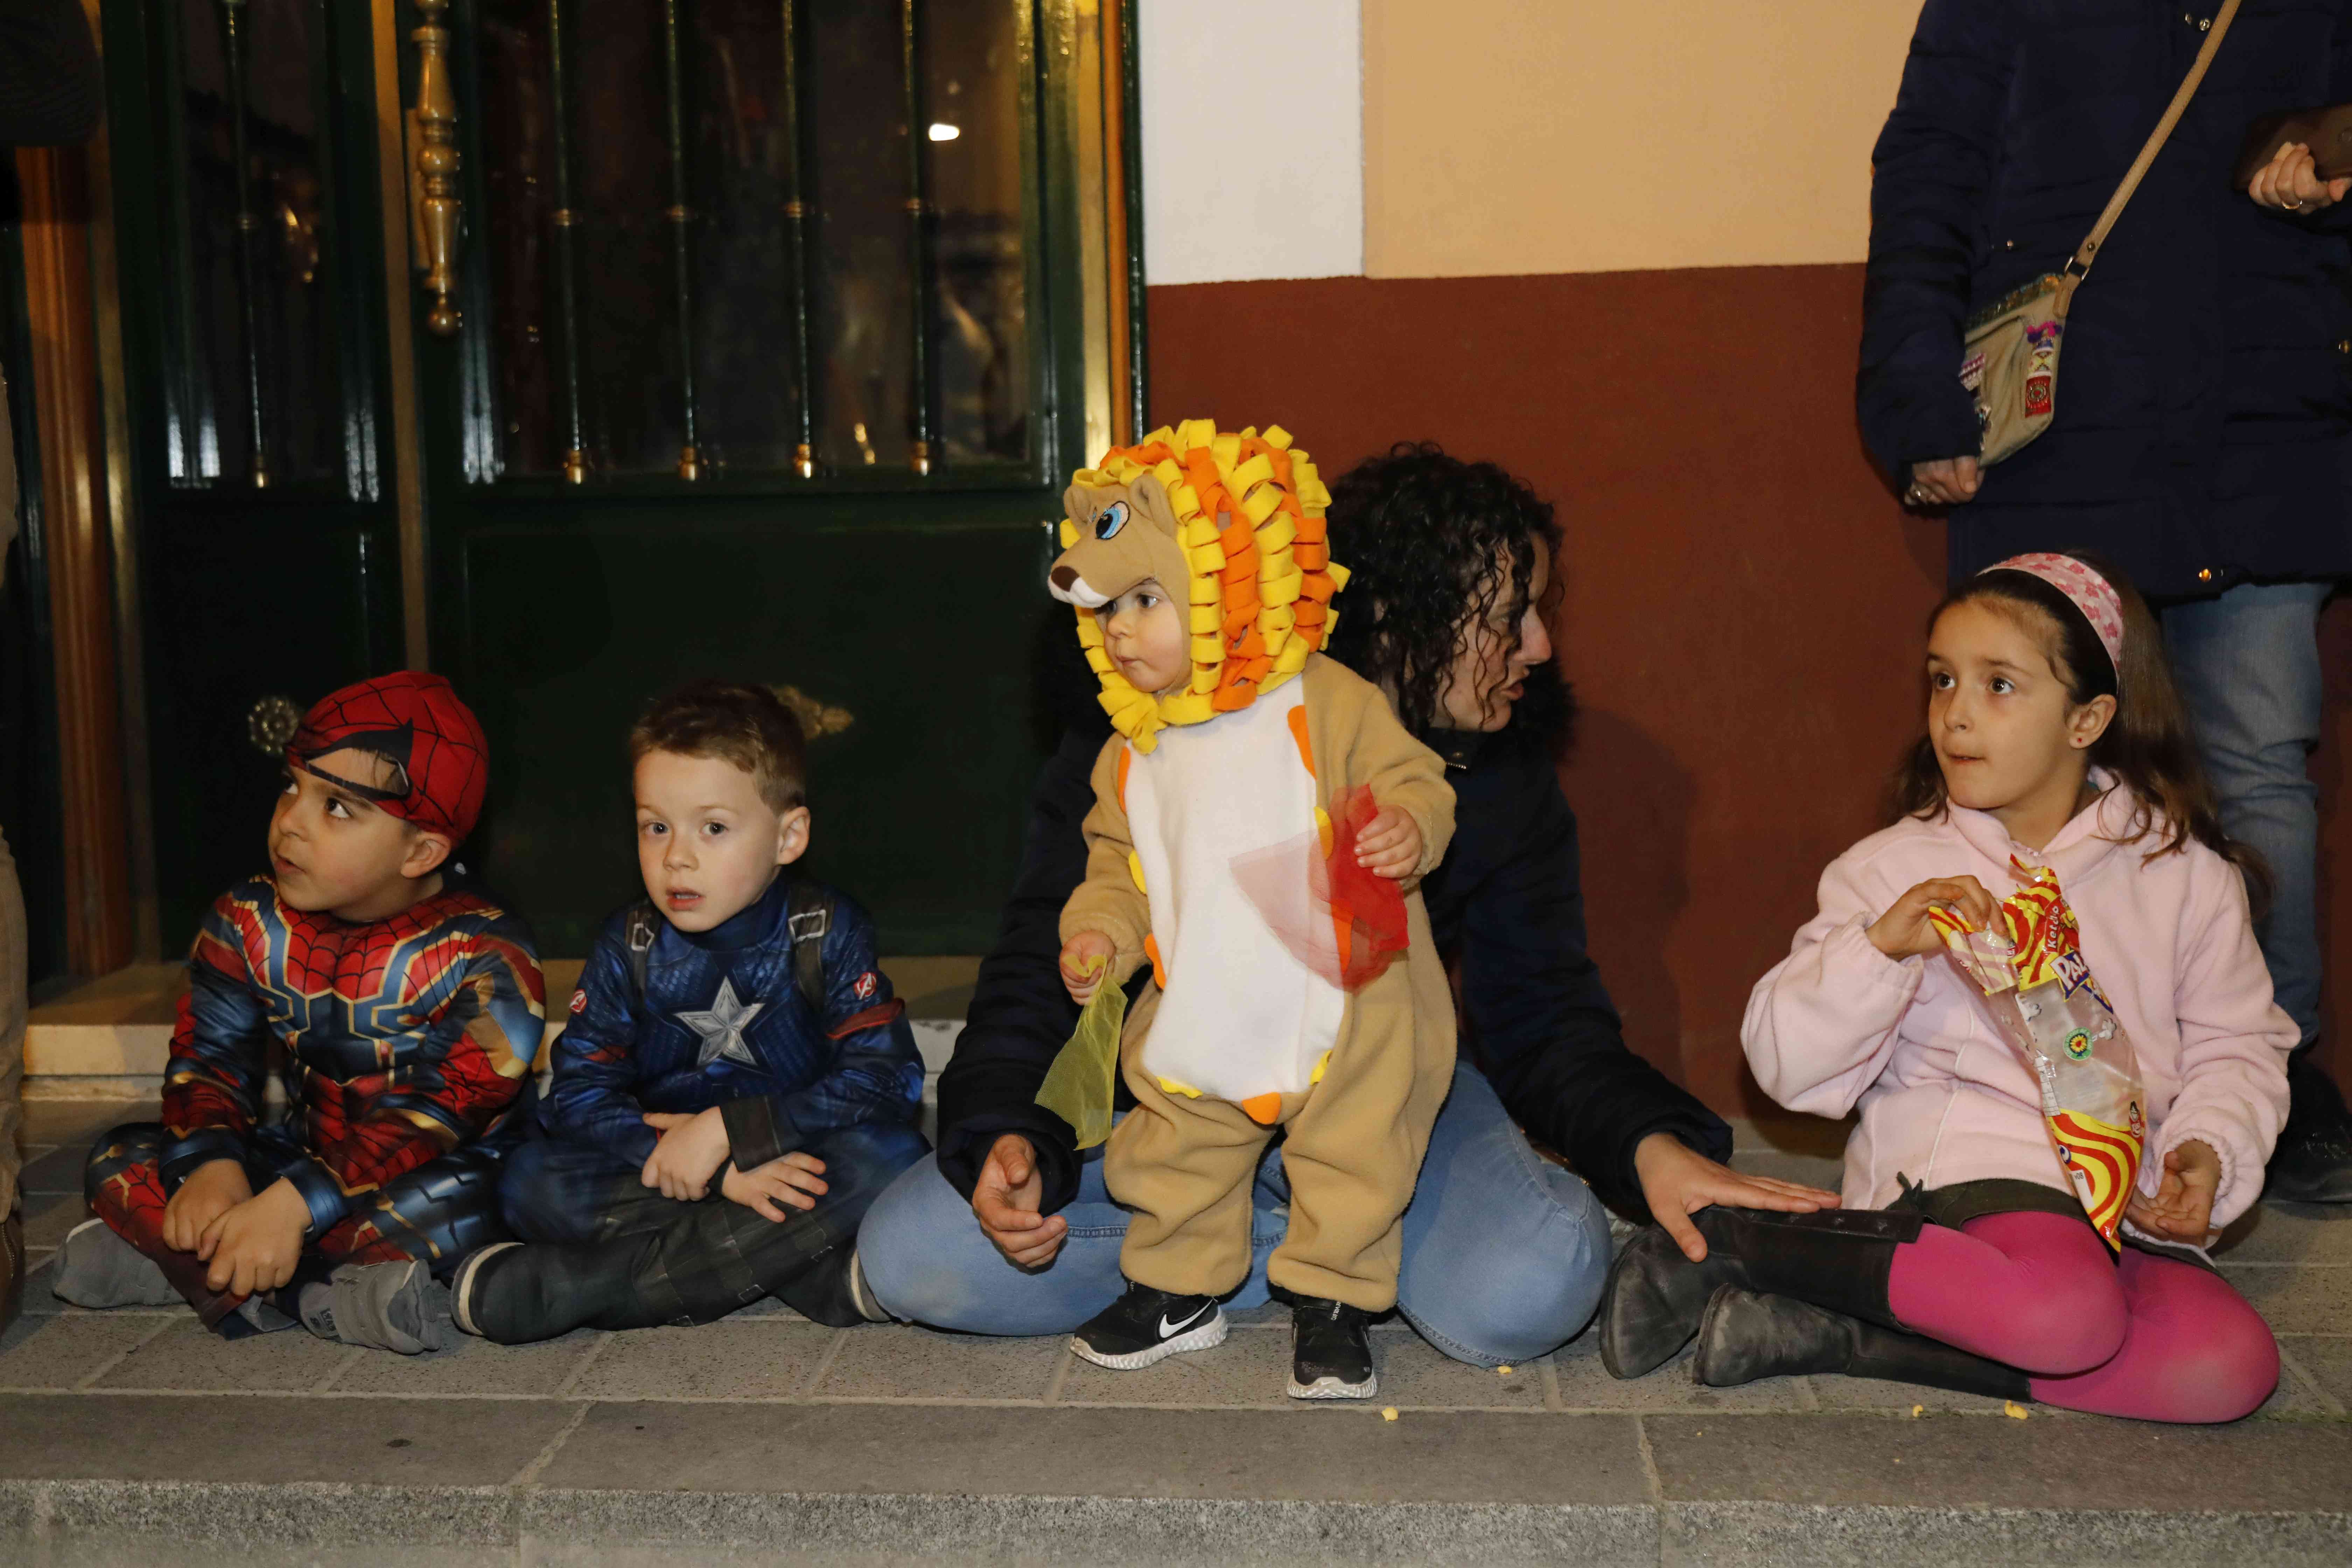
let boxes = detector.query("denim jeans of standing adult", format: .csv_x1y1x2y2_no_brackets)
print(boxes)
2163,582,2336,1107
859,1062,1615,1367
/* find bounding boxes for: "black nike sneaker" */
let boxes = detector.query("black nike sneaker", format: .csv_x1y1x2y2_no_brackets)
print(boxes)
1288,1296,1376,1400
1071,1280,1227,1370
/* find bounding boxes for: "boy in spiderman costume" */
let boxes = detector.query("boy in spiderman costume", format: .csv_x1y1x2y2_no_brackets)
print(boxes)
449,680,926,1342
54,672,544,1353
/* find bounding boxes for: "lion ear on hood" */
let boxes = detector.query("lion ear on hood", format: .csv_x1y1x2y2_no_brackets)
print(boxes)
1125,472,1181,533
1063,483,1102,527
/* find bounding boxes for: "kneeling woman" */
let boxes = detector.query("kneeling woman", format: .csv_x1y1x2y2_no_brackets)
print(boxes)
861,442,1835,1368
1603,554,2291,1422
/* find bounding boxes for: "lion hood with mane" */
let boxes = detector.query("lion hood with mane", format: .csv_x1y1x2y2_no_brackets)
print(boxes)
1047,419,1347,753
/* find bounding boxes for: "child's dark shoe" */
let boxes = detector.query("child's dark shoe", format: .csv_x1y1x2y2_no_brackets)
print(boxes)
775,1242,893,1327
450,1240,535,1342
298,1259,454,1355
1071,1281,1226,1369
1287,1296,1377,1400
1598,1205,1924,1380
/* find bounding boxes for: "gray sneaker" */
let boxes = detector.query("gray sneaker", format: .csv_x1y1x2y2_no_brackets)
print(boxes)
297,1259,454,1355
51,1219,181,1309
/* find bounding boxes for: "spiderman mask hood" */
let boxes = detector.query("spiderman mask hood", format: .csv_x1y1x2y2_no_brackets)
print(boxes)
287,671,489,843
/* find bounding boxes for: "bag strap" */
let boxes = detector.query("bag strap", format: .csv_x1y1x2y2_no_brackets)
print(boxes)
620,884,832,1017
623,900,659,1001
2070,0,2240,280
784,877,833,1017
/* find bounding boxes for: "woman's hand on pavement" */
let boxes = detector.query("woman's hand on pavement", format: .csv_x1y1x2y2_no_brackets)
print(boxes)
1634,1132,1841,1264
1905,457,1980,509
2248,141,2350,214
973,1133,1067,1268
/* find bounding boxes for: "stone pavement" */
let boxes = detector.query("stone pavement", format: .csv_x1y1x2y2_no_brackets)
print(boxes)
4,1097,2349,1566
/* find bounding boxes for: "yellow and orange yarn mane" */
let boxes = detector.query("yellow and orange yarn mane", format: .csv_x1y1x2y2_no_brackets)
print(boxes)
1061,419,1347,752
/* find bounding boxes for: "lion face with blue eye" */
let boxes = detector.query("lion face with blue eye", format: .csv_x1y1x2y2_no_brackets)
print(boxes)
1044,421,1344,751
1048,474,1190,611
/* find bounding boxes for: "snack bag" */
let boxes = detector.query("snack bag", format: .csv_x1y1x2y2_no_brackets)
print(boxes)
1035,961,1127,1149
1929,858,2147,1248
1230,785,1409,992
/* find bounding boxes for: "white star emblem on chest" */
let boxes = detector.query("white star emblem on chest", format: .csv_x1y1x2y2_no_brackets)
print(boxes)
677,978,764,1069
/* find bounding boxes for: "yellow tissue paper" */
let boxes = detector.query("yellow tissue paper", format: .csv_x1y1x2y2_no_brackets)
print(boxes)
1035,961,1127,1150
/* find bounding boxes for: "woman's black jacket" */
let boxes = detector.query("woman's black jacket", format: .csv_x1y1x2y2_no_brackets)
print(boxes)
932,717,1731,1221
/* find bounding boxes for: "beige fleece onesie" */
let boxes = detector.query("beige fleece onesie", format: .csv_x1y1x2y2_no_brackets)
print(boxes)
1060,653,1457,1310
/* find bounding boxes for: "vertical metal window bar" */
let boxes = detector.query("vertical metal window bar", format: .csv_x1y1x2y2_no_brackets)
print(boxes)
663,0,701,480
899,0,933,475
218,0,269,487
546,0,588,482
780,0,816,478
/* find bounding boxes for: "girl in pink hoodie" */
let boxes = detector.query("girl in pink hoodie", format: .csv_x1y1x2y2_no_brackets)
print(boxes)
1596,552,2294,1423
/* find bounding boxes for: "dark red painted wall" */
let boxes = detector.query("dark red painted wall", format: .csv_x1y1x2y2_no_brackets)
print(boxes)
1147,266,2351,1114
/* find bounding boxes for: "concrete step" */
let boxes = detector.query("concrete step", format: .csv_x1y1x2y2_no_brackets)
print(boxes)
9,1097,2350,1567
0,1397,2346,1566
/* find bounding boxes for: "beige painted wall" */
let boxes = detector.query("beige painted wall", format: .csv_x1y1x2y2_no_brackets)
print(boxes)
1363,0,1922,278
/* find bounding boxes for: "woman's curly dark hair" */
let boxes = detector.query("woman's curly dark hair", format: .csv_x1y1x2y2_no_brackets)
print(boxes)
1323,442,1570,747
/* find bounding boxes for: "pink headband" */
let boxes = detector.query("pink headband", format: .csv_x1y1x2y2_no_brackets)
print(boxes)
1979,553,2124,676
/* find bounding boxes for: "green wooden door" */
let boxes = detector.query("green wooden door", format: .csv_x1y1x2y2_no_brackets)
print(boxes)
111,0,1133,958
103,0,407,952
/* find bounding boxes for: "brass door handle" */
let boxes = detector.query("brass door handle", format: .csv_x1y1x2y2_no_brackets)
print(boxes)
247,695,302,755
408,0,461,336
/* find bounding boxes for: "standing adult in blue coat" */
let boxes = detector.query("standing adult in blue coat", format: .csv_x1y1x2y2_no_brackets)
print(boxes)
1859,0,2352,1200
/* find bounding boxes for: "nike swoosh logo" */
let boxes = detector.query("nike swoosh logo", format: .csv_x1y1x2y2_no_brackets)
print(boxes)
1158,1304,1211,1338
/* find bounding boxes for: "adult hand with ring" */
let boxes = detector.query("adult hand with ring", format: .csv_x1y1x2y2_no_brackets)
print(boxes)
2248,140,2349,214
1905,455,1980,508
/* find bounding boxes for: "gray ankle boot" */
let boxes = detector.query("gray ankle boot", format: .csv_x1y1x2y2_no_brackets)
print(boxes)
51,1218,181,1309
296,1260,454,1355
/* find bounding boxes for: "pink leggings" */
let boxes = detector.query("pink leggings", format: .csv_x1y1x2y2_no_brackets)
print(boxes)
1885,1210,2278,1423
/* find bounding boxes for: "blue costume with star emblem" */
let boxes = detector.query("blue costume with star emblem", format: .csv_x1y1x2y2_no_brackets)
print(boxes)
490,875,926,1330
533,873,922,1166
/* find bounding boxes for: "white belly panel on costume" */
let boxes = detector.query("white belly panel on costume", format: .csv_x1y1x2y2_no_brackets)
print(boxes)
1125,682,1346,1102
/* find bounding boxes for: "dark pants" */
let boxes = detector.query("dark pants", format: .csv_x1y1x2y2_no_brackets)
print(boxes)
85,1120,513,1336
494,1121,926,1327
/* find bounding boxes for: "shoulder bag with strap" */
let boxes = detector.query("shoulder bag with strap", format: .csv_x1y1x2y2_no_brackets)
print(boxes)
1961,0,2238,467
620,877,834,1015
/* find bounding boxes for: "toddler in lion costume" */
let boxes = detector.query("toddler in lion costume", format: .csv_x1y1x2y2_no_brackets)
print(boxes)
1047,419,1455,1400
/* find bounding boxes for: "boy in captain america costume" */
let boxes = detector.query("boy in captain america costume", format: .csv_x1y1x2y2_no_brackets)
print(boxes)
450,680,926,1342
53,672,544,1353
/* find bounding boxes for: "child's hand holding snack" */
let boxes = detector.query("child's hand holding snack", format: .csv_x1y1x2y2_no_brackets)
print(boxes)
1867,875,1998,959
720,1150,830,1222
2126,1140,2222,1243
641,1106,733,1200
1353,804,1422,879
1060,932,1115,1003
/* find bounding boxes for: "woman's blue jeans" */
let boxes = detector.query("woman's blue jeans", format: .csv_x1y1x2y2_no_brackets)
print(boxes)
2163,581,2333,1054
859,1063,1614,1366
